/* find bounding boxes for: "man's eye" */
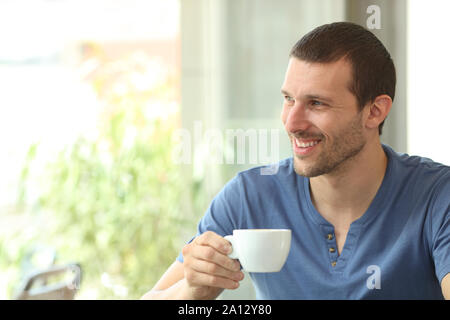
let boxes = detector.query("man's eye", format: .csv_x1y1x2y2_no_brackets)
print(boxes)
311,100,323,106
284,96,294,102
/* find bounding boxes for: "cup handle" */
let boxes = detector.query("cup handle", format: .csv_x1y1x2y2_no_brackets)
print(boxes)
224,235,238,259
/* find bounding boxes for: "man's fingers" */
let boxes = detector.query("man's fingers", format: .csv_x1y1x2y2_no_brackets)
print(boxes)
191,244,240,272
189,258,244,282
185,268,241,290
195,231,232,255
182,231,244,294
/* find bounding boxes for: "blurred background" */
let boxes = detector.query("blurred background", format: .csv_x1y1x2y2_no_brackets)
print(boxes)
0,0,448,299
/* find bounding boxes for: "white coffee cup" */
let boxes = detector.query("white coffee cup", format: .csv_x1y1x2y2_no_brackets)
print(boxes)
224,229,291,273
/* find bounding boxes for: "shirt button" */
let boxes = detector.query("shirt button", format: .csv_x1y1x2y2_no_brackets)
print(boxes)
327,233,334,240
329,247,336,253
331,261,337,267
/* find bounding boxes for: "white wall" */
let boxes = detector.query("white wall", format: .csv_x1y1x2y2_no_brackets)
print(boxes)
407,0,450,165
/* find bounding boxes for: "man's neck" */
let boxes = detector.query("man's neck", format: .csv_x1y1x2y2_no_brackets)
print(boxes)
309,141,388,227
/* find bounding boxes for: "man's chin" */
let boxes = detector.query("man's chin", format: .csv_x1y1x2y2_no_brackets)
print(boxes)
293,158,324,178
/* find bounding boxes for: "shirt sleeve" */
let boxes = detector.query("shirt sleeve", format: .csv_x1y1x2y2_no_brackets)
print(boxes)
176,174,244,263
431,173,450,283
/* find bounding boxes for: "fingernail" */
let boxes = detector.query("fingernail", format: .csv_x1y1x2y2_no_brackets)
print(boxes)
234,272,244,281
224,244,232,254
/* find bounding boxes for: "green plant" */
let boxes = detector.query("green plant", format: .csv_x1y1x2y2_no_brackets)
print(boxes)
36,115,189,298
12,49,204,299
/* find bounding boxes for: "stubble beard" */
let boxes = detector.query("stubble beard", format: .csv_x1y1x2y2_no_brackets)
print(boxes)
293,112,366,178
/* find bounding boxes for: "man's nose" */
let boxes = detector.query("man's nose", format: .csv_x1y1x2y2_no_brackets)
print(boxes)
284,103,311,134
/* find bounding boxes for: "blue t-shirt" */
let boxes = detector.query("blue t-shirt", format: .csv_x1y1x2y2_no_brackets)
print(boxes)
177,145,450,299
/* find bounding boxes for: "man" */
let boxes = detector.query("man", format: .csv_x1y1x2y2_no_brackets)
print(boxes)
142,22,450,299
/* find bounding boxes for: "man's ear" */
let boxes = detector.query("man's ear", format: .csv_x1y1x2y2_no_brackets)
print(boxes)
364,94,392,130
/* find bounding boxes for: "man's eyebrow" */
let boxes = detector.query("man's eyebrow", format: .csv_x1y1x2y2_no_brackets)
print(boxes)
304,94,334,103
281,90,334,103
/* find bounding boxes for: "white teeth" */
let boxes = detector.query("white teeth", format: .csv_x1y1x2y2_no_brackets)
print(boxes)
295,139,320,148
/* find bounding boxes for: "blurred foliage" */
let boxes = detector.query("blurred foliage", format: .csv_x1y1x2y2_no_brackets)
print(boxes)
9,45,203,299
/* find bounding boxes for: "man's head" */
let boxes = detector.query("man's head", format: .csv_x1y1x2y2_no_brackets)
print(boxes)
281,22,395,177
289,22,396,135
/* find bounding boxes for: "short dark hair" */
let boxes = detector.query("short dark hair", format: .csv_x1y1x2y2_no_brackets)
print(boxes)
289,22,396,135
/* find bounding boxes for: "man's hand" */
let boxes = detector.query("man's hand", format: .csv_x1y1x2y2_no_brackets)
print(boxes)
441,273,450,299
181,231,244,300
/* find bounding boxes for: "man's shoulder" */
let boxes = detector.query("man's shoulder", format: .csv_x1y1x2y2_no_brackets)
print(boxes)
385,144,450,178
220,158,299,196
384,145,450,199
236,157,295,181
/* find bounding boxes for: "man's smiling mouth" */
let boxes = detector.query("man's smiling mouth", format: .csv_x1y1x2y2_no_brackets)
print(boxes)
292,137,322,155
294,138,321,148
